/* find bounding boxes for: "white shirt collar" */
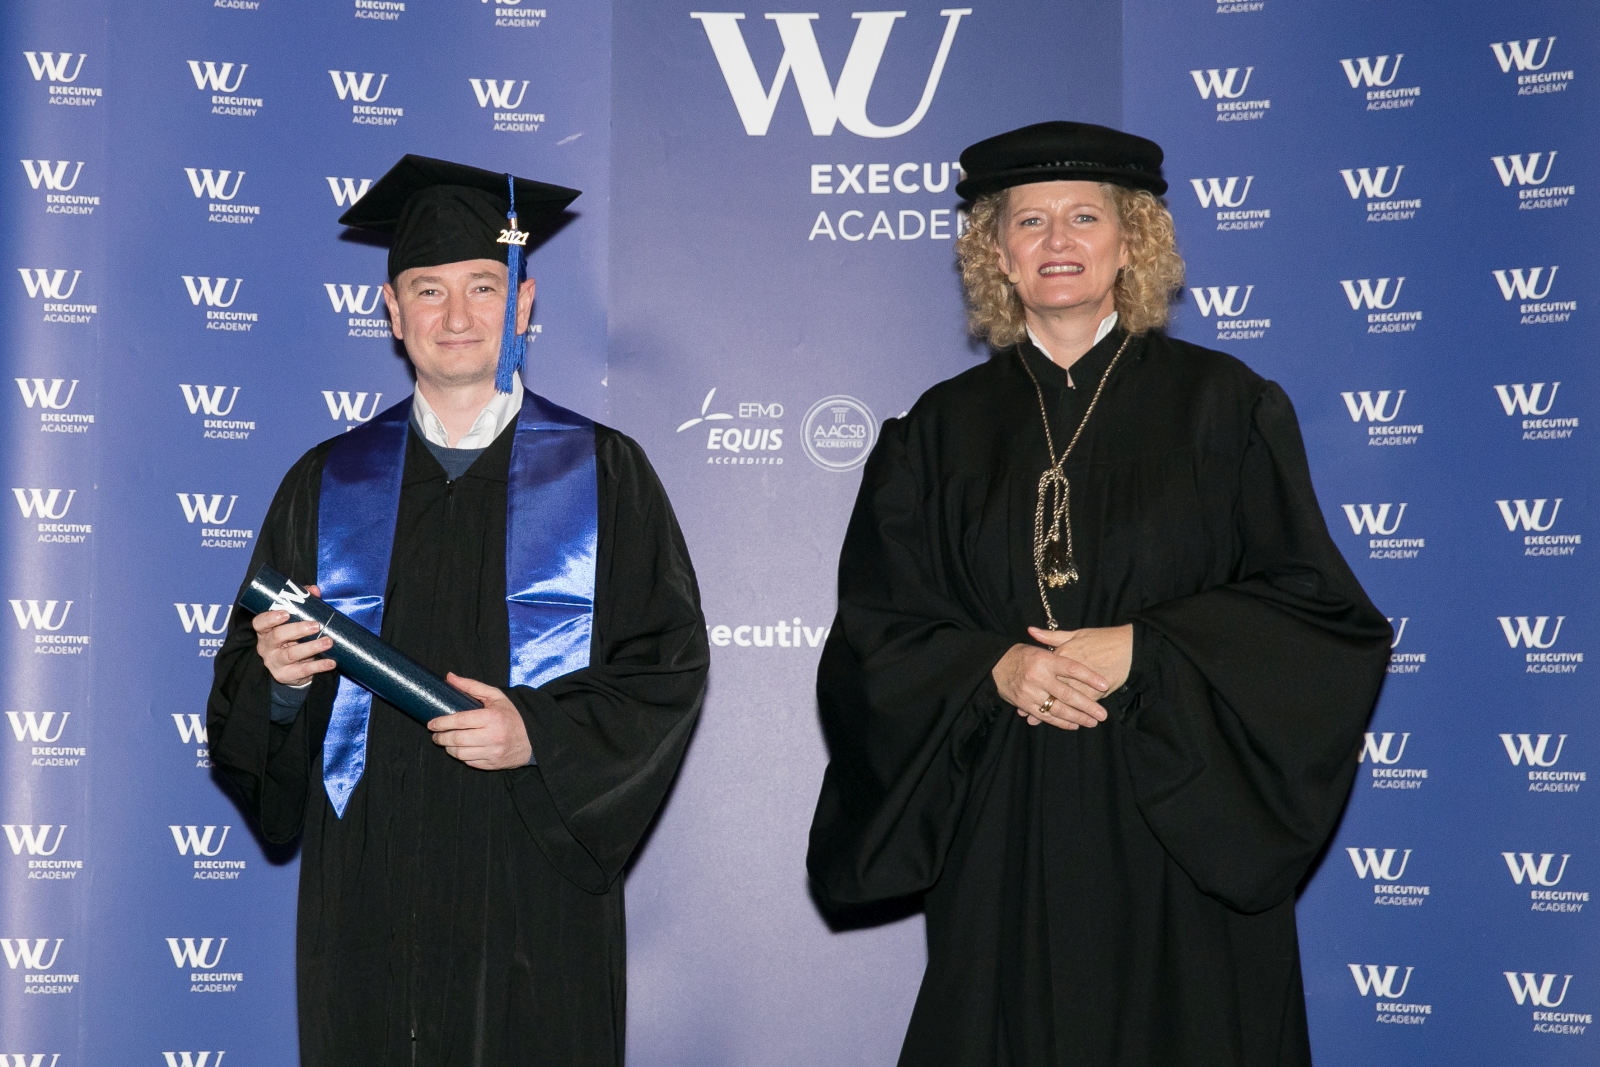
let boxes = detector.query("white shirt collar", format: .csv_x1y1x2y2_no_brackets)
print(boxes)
410,375,524,449
1026,311,1119,366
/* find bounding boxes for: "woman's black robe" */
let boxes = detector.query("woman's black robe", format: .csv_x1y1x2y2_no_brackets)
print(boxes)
207,419,707,1066
808,330,1392,1067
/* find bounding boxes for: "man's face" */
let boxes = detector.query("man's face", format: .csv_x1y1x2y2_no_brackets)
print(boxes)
383,259,535,389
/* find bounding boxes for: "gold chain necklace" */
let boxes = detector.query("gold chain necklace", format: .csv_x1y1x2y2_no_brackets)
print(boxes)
1016,332,1133,630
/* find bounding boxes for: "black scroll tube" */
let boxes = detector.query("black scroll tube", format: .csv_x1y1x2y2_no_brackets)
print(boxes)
237,563,482,724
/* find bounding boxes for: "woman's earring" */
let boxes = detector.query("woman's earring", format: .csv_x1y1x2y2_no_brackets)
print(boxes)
1007,272,1022,284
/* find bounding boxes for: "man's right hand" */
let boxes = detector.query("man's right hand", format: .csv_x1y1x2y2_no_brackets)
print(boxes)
252,584,337,686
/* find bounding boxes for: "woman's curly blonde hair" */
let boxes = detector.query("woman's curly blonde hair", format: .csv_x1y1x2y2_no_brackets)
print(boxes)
956,184,1185,347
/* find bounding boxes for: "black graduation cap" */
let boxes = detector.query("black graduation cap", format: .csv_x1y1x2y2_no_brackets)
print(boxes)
339,154,581,393
955,121,1167,200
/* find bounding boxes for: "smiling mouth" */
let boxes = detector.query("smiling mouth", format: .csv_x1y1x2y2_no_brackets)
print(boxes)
1039,264,1085,275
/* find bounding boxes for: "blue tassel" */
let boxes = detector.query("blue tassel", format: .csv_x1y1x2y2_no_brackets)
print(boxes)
495,174,526,394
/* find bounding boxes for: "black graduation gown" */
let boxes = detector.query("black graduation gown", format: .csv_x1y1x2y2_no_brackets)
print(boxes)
207,418,708,1066
807,331,1392,1067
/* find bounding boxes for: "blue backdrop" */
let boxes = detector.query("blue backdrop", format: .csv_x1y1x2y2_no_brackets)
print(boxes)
2,1,1595,1064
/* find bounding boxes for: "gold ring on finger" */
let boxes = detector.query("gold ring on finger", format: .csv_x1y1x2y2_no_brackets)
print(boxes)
1038,696,1055,715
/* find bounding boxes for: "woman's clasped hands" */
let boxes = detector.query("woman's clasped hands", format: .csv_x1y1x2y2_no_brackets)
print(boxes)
991,624,1133,731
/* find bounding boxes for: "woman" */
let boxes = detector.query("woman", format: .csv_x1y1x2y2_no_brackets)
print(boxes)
807,121,1391,1066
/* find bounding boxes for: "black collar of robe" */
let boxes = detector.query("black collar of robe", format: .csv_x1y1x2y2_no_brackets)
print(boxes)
1009,326,1141,440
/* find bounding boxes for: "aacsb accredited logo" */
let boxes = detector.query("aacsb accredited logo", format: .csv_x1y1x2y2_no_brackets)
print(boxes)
485,0,545,30
1340,54,1419,111
1189,176,1267,232
16,377,92,434
323,390,384,430
17,268,95,325
2,937,77,995
173,712,210,769
14,487,89,545
167,937,240,994
1499,614,1578,675
1341,276,1418,334
182,275,255,333
807,159,964,245
1505,971,1587,1035
469,78,543,133
330,70,401,126
1495,382,1573,442
181,384,253,442
1496,497,1577,558
1386,616,1423,675
1493,267,1572,326
325,283,390,339
1504,851,1585,914
189,60,260,117
1501,732,1584,794
171,825,245,881
801,395,876,472
24,50,101,107
1362,730,1426,790
4,823,80,882
7,710,83,768
20,159,96,216
184,167,259,226
1492,151,1573,212
707,616,831,649
177,494,252,550
1342,503,1420,560
1348,963,1429,1026
1347,846,1428,907
1492,37,1571,97
10,598,87,656
1189,64,1269,122
176,603,232,658
1340,165,1418,223
1341,389,1419,447
677,388,785,466
355,0,404,20
1191,283,1267,341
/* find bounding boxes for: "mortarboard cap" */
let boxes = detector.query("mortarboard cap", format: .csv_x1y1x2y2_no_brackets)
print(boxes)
956,121,1167,200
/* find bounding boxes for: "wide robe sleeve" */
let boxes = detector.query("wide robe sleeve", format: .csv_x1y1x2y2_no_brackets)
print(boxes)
808,417,1018,907
1115,381,1392,913
505,430,709,894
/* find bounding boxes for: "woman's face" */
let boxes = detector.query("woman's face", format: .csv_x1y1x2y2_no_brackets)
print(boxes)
994,181,1128,322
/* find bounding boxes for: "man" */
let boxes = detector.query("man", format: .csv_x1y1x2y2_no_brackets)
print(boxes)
207,156,708,1065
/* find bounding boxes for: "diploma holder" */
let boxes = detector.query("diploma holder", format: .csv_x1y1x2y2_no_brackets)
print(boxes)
238,563,482,724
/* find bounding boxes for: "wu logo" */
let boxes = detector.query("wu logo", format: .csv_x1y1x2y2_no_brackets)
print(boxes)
6,711,69,743
1189,66,1253,99
17,270,81,300
1342,503,1406,536
12,489,75,520
175,604,232,635
14,378,79,410
1189,177,1253,209
1,939,63,970
9,600,71,632
1496,499,1562,533
180,384,240,417
3,825,66,856
1347,847,1412,881
1498,616,1564,649
1388,617,1408,649
1340,55,1403,88
20,160,84,192
1494,383,1559,416
1505,972,1571,1007
324,284,382,315
1500,733,1567,767
468,78,529,109
1342,390,1405,423
1191,286,1253,317
182,276,242,308
172,713,207,745
329,71,387,102
322,391,382,423
176,494,238,525
1348,964,1413,999
184,168,245,201
1341,278,1404,310
166,937,227,969
187,61,247,93
1492,153,1556,187
1360,732,1411,764
1493,268,1557,301
1492,38,1557,73
325,177,372,207
164,1056,224,1067
24,52,86,83
692,8,970,138
169,825,230,857
1,1056,61,1067
1340,166,1403,199
1503,852,1571,886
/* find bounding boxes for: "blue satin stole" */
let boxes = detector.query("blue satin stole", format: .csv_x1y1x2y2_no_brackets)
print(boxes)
317,393,597,816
